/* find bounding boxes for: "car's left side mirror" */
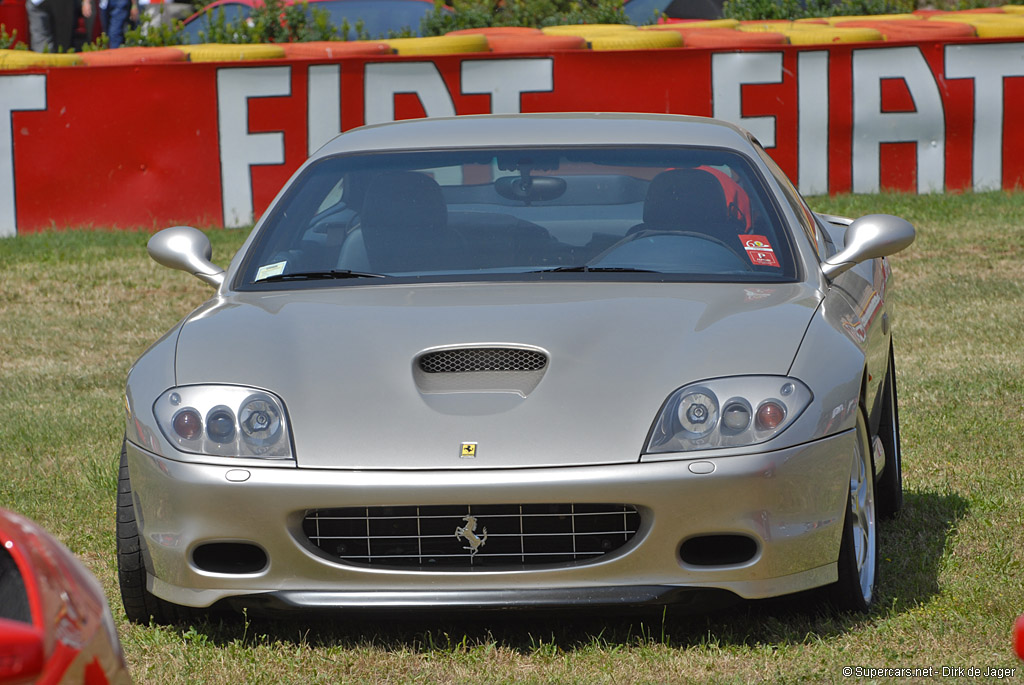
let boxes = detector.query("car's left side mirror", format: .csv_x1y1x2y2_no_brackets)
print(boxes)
0,618,44,683
821,214,916,280
148,226,226,288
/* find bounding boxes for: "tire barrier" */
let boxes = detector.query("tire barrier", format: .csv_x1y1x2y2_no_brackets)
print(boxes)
280,41,393,59
678,28,788,47
814,13,918,23
176,43,286,62
383,34,490,55
784,26,884,44
446,27,543,36
833,19,976,40
0,7,1018,69
0,50,83,68
79,46,188,65
540,24,638,37
587,30,683,50
485,34,589,53
929,13,1024,38
647,18,740,29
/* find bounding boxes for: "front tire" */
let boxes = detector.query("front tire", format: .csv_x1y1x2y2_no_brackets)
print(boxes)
828,408,878,613
875,344,904,519
117,438,200,625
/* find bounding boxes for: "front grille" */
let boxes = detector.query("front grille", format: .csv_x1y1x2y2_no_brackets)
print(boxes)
303,504,640,569
418,348,547,374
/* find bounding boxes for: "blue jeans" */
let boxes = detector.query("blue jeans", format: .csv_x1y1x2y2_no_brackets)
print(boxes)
102,0,133,48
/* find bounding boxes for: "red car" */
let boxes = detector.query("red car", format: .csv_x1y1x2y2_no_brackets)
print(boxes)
0,508,130,685
1016,614,1024,660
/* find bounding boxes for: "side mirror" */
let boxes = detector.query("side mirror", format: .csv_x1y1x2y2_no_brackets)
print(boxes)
0,618,44,683
821,214,915,279
148,226,225,288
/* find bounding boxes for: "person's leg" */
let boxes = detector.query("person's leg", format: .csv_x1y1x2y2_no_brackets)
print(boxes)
47,0,75,50
105,0,130,47
25,0,54,52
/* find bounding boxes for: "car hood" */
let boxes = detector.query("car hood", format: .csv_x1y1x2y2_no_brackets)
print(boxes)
174,281,821,469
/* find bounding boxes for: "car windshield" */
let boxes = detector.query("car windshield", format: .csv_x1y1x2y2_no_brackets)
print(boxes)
237,146,798,288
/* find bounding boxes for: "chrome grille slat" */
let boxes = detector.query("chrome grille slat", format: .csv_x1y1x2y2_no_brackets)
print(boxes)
302,503,640,569
308,530,636,541
418,348,547,374
310,510,630,521
309,548,614,557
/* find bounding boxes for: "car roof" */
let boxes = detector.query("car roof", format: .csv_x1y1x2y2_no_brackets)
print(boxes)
314,113,757,159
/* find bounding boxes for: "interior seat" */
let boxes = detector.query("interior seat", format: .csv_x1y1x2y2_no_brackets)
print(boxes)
629,168,741,244
354,171,464,273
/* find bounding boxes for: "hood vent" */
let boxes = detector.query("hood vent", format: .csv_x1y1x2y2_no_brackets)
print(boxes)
414,345,549,397
419,348,547,374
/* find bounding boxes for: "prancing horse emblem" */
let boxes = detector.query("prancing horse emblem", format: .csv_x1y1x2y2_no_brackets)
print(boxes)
454,515,488,555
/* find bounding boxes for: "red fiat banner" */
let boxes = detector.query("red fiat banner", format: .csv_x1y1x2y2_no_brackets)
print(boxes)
2,38,1023,235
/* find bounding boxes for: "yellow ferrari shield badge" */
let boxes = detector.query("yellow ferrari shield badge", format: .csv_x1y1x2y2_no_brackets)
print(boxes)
460,442,477,458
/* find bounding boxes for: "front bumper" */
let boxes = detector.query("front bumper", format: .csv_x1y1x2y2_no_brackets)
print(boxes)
126,432,852,610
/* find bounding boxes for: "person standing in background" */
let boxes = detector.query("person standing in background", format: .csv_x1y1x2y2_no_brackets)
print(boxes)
82,0,138,48
25,0,76,51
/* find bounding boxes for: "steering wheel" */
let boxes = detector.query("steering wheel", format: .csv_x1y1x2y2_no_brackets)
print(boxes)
593,229,754,272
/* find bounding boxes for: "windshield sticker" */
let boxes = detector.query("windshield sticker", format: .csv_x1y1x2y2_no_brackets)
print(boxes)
738,235,780,268
255,261,287,281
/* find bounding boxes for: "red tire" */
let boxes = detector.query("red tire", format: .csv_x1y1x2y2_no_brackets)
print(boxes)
681,28,788,47
834,19,976,40
80,47,187,66
486,34,588,53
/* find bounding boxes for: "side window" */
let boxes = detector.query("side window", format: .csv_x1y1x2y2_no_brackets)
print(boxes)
750,140,829,259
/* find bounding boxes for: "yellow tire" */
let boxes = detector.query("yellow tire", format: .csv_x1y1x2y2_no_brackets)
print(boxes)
640,18,739,29
973,19,1024,36
739,21,794,32
588,30,683,50
177,43,286,62
0,50,83,68
930,13,1024,36
819,13,918,24
784,26,884,43
929,13,1007,23
541,23,637,37
383,34,489,55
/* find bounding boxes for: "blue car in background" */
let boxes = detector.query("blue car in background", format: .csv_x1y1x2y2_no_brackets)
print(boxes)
181,0,435,42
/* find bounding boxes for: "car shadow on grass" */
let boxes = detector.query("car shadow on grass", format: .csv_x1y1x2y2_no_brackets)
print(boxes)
178,489,968,652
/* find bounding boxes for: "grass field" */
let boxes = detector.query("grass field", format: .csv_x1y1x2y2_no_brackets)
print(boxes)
1,192,1022,683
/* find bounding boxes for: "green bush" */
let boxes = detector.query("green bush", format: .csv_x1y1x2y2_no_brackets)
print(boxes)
723,0,997,20
123,19,187,46
419,0,632,36
1,25,23,49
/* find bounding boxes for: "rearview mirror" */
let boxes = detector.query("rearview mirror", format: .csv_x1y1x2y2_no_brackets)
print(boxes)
495,175,567,203
821,214,915,279
148,226,225,288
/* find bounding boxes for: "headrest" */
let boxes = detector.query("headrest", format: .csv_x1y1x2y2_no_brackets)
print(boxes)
643,168,728,228
361,171,447,235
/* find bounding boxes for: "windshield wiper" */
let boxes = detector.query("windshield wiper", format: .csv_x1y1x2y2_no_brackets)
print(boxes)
258,269,387,282
531,266,660,273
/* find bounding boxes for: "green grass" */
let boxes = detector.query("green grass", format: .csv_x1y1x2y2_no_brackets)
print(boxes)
1,193,1022,683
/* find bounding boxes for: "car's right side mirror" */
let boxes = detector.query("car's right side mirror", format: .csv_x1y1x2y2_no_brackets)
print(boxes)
821,214,916,279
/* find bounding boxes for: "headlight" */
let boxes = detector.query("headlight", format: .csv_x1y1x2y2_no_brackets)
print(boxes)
645,377,811,454
153,386,292,459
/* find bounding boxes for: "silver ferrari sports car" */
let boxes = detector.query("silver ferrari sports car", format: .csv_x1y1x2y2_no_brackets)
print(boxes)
119,113,914,623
